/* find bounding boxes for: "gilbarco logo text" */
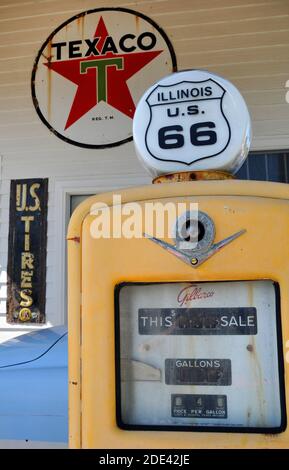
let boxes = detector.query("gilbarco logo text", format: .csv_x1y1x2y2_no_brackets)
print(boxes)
177,285,215,307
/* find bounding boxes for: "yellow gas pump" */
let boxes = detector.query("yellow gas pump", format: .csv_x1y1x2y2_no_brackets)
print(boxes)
67,70,288,449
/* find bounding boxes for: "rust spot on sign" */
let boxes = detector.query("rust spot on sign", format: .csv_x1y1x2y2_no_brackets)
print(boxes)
77,14,85,42
45,40,53,121
247,344,254,352
135,15,140,32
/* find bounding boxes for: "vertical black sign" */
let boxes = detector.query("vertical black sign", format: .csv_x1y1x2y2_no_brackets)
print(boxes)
7,179,48,323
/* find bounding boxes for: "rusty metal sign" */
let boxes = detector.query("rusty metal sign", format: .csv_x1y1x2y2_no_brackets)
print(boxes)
7,179,48,323
31,8,176,149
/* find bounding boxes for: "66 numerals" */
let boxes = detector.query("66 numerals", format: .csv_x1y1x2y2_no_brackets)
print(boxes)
158,121,217,149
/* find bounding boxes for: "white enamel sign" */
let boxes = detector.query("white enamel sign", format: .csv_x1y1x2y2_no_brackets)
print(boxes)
32,8,176,148
133,70,251,176
117,280,283,431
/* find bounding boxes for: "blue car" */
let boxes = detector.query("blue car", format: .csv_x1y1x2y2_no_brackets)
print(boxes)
0,326,68,448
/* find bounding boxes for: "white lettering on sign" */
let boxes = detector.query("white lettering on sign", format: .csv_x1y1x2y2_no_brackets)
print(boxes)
139,315,173,327
220,315,256,328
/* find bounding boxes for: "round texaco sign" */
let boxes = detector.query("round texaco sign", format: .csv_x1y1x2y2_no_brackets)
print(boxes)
32,8,176,148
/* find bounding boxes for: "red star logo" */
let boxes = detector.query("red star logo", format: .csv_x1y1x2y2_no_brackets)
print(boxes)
45,17,163,130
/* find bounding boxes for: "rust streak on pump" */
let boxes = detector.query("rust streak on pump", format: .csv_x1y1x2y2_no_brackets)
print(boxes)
246,284,266,424
247,281,254,306
67,237,81,243
249,336,266,426
153,171,234,184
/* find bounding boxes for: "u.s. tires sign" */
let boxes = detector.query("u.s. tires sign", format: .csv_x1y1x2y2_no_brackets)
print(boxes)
31,8,176,148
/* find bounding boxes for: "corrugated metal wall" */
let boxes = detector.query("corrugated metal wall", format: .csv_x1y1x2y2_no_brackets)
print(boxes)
0,0,289,340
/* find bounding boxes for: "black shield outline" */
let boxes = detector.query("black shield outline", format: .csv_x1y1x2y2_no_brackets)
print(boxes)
144,79,231,165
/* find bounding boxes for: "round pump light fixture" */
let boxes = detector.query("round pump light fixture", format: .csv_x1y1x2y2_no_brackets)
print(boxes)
133,69,251,177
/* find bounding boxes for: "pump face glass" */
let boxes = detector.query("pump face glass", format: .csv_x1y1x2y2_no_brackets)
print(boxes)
116,280,285,432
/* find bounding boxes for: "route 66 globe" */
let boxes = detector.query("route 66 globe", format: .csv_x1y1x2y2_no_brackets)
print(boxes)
133,69,251,177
